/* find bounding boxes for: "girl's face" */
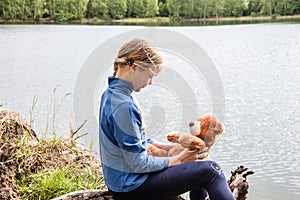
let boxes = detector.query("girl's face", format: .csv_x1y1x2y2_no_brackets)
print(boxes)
131,66,154,92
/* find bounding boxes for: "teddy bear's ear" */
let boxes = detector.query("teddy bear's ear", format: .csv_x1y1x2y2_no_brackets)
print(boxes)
198,114,214,139
213,121,224,135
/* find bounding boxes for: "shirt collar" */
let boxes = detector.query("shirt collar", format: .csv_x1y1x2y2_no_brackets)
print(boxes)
108,76,133,95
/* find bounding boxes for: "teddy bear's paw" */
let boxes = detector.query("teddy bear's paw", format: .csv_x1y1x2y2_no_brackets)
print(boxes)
179,135,205,151
147,143,158,152
146,144,168,157
167,131,180,143
167,144,184,157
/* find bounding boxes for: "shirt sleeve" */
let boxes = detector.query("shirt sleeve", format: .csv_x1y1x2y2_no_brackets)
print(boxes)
147,138,154,143
111,102,169,173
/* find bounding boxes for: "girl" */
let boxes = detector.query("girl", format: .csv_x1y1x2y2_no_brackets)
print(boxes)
99,38,234,200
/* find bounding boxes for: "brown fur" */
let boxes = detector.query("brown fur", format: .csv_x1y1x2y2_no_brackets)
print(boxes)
147,114,224,157
147,143,168,157
196,114,224,150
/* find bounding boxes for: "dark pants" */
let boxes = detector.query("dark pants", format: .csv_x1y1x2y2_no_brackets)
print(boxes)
111,160,235,200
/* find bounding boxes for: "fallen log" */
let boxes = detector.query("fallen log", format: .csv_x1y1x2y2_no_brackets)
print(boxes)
52,166,254,200
228,165,254,200
51,189,185,200
51,189,113,200
51,189,187,200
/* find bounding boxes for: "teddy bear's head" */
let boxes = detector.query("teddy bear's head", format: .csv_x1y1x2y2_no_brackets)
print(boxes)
189,114,224,147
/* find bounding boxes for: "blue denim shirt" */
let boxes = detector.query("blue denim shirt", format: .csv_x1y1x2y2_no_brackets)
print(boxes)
99,76,169,192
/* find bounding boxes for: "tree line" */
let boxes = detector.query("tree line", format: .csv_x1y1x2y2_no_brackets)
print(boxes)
1,0,300,22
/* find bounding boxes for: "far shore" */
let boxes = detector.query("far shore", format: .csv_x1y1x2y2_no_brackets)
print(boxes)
1,14,300,25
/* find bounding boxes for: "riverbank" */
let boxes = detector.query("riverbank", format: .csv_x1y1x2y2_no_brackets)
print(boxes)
0,108,106,199
1,15,300,26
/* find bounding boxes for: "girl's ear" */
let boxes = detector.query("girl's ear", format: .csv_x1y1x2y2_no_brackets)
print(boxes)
130,65,137,71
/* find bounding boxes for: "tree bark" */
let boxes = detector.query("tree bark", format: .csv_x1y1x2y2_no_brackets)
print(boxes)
2,0,5,18
228,166,254,200
51,189,113,200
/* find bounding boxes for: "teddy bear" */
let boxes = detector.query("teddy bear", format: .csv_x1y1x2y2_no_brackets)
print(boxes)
147,114,224,157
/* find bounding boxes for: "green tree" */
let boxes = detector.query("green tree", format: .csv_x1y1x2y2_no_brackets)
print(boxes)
260,0,275,16
192,0,202,18
2,0,9,19
0,0,2,17
1,0,300,22
74,0,89,20
158,0,168,17
66,0,77,19
211,0,225,20
107,0,127,19
132,0,148,18
146,0,158,17
248,0,262,16
167,0,181,18
86,0,107,19
86,0,99,18
179,0,193,18
223,0,248,17
54,0,68,21
18,0,32,19
192,0,213,19
202,0,210,20
33,0,45,20
293,0,300,14
233,0,248,17
0,0,11,19
43,0,57,20
126,0,134,17
98,0,108,18
127,0,145,18
275,0,296,15
0,0,4,17
6,0,18,19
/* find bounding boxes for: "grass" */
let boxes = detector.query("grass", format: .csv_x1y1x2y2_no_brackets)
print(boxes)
17,165,102,200
44,84,72,138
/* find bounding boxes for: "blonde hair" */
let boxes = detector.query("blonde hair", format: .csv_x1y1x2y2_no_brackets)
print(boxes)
113,38,163,77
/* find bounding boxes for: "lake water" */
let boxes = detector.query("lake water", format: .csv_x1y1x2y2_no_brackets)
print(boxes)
0,24,300,200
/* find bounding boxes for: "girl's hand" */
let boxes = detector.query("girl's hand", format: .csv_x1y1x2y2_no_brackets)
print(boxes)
168,148,209,167
198,147,209,159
